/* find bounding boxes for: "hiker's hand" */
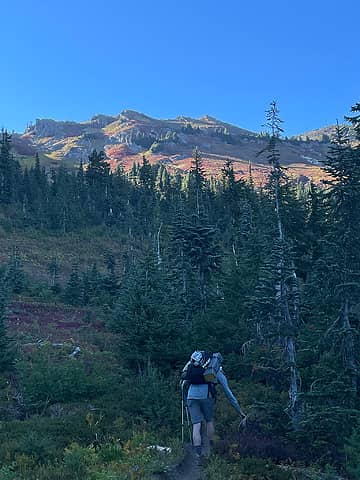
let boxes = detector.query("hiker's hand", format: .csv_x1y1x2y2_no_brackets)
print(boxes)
238,411,248,428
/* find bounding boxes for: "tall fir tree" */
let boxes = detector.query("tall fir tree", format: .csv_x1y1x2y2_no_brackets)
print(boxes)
253,101,301,428
188,147,206,215
320,120,360,394
0,131,19,204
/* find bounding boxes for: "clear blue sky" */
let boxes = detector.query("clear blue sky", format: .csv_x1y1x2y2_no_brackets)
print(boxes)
1,0,359,136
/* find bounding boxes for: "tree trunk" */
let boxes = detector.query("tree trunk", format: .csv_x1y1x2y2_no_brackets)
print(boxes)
342,298,357,393
157,223,162,266
232,243,238,266
199,268,206,310
275,173,300,428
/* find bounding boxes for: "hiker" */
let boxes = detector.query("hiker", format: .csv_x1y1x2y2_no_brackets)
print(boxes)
181,350,246,457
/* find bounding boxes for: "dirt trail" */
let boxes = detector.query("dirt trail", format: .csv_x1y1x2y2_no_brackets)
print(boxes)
153,445,206,480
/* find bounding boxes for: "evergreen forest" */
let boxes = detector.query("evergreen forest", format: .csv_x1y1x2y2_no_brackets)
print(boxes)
1,102,360,479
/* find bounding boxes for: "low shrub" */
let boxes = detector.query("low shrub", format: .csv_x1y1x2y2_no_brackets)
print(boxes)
345,424,360,479
204,455,292,480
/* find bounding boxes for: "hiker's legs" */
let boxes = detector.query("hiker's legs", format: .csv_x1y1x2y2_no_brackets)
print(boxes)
192,422,202,446
187,400,203,447
201,398,215,445
206,420,215,442
187,398,215,454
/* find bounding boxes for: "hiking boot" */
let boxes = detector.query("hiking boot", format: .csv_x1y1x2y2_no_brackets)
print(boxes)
190,446,201,464
193,452,202,468
193,445,202,456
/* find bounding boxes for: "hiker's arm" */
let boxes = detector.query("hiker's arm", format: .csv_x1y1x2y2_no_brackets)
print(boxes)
180,361,191,381
217,370,245,416
180,361,191,400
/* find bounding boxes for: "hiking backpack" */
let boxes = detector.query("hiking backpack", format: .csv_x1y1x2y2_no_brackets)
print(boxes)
183,351,223,385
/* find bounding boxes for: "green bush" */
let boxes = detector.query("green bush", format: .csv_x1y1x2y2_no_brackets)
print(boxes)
237,457,291,479
118,364,179,435
0,414,94,464
4,434,178,480
204,455,292,480
0,464,18,480
203,455,237,480
19,349,111,407
63,443,96,479
345,424,360,479
15,431,58,463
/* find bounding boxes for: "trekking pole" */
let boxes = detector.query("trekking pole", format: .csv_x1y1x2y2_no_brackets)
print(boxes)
184,403,192,444
181,382,186,443
181,380,192,444
181,396,184,443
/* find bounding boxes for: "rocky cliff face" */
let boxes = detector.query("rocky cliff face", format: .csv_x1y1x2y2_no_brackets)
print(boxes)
28,119,87,138
297,124,356,142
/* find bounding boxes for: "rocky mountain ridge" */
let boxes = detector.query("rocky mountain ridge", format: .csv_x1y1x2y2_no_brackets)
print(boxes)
12,110,343,183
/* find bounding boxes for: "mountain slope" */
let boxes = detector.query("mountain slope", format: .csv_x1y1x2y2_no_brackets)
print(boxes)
12,110,333,182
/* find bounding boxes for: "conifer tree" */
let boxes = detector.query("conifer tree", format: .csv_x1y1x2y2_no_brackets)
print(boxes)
63,263,82,305
189,147,206,215
5,247,25,294
345,102,360,137
172,213,221,311
221,159,236,194
0,285,15,374
109,252,185,371
319,120,360,394
297,182,325,281
86,149,110,187
102,252,119,305
138,155,154,190
29,154,48,228
299,120,360,449
48,256,61,294
76,160,87,209
84,263,102,305
0,131,19,204
253,101,301,428
85,149,111,220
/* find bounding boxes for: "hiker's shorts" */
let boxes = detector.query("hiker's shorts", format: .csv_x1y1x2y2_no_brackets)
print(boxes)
187,398,215,424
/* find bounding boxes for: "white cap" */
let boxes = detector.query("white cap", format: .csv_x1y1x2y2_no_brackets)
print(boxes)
191,350,204,366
